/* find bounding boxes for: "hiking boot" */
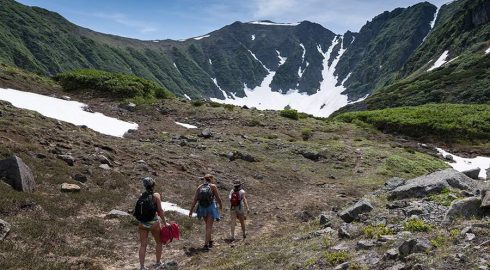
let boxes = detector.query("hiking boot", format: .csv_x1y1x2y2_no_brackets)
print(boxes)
243,233,247,239
208,240,214,248
202,244,210,251
139,266,148,270
153,262,162,269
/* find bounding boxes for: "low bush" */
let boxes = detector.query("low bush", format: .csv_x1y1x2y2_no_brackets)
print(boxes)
280,109,299,120
428,187,461,206
403,218,432,232
362,224,393,238
323,251,349,266
55,69,173,100
301,128,313,141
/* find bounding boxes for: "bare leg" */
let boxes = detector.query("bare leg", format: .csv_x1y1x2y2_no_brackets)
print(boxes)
230,210,236,239
150,221,162,264
205,216,214,245
138,226,149,268
238,214,246,238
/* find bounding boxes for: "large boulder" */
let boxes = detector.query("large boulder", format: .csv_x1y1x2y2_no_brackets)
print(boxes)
389,169,474,200
462,168,481,180
444,197,484,222
339,199,373,223
105,209,130,219
398,238,432,257
0,219,10,240
57,154,75,166
481,189,490,209
0,155,35,192
61,183,81,192
383,177,406,191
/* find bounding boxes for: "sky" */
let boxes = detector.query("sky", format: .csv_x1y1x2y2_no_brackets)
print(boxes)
16,0,452,41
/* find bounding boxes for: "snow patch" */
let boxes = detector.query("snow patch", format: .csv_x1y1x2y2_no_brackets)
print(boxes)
427,50,449,71
175,122,197,129
436,148,490,179
161,202,196,217
0,88,137,137
247,21,299,26
192,34,210,40
248,49,270,71
208,59,212,65
251,34,255,40
430,7,440,29
341,72,352,86
276,50,287,66
184,94,191,101
211,36,364,117
486,47,490,54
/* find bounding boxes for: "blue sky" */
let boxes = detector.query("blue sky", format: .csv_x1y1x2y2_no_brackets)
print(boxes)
17,0,451,40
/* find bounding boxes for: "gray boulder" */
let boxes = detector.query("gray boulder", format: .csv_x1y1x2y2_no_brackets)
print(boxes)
481,189,490,209
61,183,81,192
119,102,136,112
57,154,75,166
384,248,399,260
162,261,178,270
333,262,349,270
462,168,481,180
105,209,130,219
0,219,10,240
338,223,361,239
300,150,321,161
356,239,376,250
199,128,212,138
398,238,432,257
0,155,35,192
339,199,373,223
444,197,484,222
389,169,474,200
384,177,406,191
319,214,331,227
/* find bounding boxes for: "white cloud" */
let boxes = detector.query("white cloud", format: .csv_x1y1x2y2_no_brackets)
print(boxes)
93,12,157,34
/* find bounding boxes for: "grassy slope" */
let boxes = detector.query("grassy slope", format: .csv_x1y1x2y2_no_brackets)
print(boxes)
0,68,449,269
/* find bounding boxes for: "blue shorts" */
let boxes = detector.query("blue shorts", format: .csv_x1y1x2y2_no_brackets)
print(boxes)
196,201,220,220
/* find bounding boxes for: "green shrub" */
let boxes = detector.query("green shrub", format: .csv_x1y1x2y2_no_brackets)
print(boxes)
428,188,461,206
301,128,313,141
224,104,235,111
55,69,173,100
323,251,349,266
404,218,432,232
191,100,205,106
362,224,393,238
280,109,299,120
209,101,222,108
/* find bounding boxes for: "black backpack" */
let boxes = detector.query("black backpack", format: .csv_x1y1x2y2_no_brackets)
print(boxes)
133,192,157,222
197,184,213,207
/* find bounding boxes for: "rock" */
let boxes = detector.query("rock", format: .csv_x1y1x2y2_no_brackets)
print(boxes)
386,263,405,270
398,238,432,257
0,155,36,192
57,154,75,166
331,242,351,251
162,260,178,270
333,262,349,270
294,210,314,222
319,214,331,227
300,150,320,161
444,154,455,162
465,233,476,241
105,209,130,219
60,95,71,101
61,183,81,192
462,168,481,180
339,199,373,223
460,226,472,235
99,164,111,170
356,239,376,250
386,200,409,209
444,197,484,222
199,128,213,138
379,235,396,242
227,151,257,162
487,168,490,180
481,189,490,208
98,155,112,165
384,177,406,191
384,248,398,260
389,169,474,200
119,102,136,112
0,219,10,240
338,223,360,239
73,174,88,183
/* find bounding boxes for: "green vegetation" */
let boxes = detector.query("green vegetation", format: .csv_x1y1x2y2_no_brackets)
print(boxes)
280,109,300,120
323,251,349,266
335,104,490,142
191,100,205,107
55,69,173,100
379,151,447,179
428,188,462,206
301,128,313,141
404,218,432,232
362,224,393,239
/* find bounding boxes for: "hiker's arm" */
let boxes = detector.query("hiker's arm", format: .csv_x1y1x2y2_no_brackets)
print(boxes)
243,192,250,213
154,193,168,225
212,185,223,210
189,188,199,217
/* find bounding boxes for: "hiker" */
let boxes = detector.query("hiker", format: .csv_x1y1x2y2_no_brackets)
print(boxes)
189,174,223,250
229,180,250,240
134,177,169,270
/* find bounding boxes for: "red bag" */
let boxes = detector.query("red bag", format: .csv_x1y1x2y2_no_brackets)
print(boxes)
160,223,180,244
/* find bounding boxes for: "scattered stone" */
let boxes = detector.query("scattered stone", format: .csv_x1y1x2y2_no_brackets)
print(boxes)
339,199,373,223
300,150,320,161
384,177,406,191
398,238,432,257
60,96,71,101
0,219,10,240
356,239,376,250
386,200,409,209
462,168,481,180
61,183,81,192
57,154,75,166
227,151,257,162
36,153,47,159
199,128,213,138
162,260,178,270
319,214,331,227
338,223,360,239
379,235,396,242
384,248,398,260
461,226,472,235
331,242,351,251
0,155,36,192
389,169,474,200
481,189,490,209
386,263,406,270
99,164,111,170
294,210,314,222
333,262,349,270
119,102,136,112
72,174,88,183
465,233,476,241
98,155,112,166
105,209,130,219
444,197,484,222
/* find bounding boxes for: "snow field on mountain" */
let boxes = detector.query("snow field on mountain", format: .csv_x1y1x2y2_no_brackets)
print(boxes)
436,148,490,179
428,50,449,71
0,88,138,137
211,36,362,117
